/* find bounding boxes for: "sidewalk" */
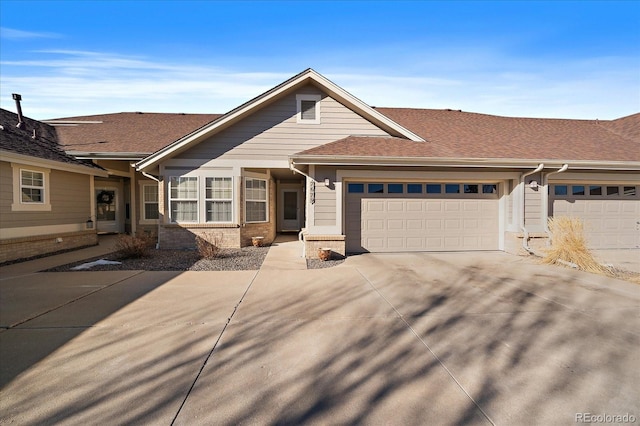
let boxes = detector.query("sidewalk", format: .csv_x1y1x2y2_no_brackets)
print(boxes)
260,234,306,270
0,234,119,279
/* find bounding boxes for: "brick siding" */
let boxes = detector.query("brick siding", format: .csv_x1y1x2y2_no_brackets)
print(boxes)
0,230,98,264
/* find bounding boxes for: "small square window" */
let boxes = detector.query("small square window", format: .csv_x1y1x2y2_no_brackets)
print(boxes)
623,186,636,196
606,186,619,196
572,185,585,196
407,184,423,194
589,185,602,196
388,184,403,193
348,183,364,193
554,185,568,196
427,184,442,194
368,183,384,193
296,94,321,124
445,184,460,194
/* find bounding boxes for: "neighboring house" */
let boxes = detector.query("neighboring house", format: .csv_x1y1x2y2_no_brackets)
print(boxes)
129,69,639,256
46,112,220,236
0,105,107,263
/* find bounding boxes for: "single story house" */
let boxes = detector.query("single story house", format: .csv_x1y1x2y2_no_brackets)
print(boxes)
0,103,107,263
45,69,639,257
45,112,220,237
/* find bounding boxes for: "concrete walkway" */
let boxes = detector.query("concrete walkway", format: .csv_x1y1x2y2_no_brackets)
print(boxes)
260,233,307,270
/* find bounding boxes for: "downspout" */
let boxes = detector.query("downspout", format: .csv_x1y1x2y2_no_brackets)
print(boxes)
543,163,569,238
520,163,544,255
140,171,161,248
290,160,315,257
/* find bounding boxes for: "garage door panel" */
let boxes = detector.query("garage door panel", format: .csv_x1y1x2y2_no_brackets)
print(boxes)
407,219,423,230
387,219,404,230
406,201,424,212
445,219,461,230
387,201,404,212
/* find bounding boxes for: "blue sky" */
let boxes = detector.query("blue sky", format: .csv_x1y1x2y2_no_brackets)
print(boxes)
1,1,638,120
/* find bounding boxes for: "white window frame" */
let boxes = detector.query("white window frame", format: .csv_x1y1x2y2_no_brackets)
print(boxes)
139,181,160,223
296,94,321,124
205,177,234,223
11,164,51,211
245,177,268,223
168,176,199,223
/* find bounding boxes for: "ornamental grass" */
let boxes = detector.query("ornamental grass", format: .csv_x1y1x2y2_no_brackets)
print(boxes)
542,217,611,275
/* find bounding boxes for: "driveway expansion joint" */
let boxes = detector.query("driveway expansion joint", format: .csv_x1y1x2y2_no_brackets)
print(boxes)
170,269,261,425
354,266,497,426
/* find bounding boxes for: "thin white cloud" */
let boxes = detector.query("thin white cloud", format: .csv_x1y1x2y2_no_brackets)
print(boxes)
0,49,637,120
0,27,62,40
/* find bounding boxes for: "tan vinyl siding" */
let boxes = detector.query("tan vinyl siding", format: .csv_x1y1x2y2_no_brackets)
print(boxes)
177,85,390,162
313,167,337,226
96,159,135,173
524,186,543,228
0,162,12,221
1,166,90,228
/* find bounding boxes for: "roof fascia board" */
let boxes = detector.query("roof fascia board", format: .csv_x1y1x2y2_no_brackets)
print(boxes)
0,150,108,176
136,68,424,172
290,155,640,171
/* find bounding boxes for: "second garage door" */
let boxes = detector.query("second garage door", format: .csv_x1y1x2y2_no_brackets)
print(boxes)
345,182,499,253
550,183,640,249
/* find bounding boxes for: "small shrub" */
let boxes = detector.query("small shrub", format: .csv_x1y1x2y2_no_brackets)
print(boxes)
196,232,223,259
542,217,610,274
115,233,154,259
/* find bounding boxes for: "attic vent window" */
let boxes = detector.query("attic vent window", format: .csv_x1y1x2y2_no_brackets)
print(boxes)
296,94,321,124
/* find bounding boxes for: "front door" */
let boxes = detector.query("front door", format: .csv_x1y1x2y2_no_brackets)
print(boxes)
281,189,301,231
96,188,119,233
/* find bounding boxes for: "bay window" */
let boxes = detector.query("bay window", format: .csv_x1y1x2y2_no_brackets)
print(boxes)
169,176,198,222
206,177,233,222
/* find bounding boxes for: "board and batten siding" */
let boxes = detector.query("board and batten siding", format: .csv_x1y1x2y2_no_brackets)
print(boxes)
176,85,390,162
0,161,91,229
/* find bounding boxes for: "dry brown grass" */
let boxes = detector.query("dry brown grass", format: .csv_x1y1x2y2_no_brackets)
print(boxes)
115,233,154,259
542,217,612,275
195,232,223,259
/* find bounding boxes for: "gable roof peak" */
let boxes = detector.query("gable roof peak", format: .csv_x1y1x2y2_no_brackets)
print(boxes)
136,68,424,172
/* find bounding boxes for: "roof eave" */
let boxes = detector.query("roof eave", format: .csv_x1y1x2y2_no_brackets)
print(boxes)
68,151,149,161
290,155,640,171
0,149,108,176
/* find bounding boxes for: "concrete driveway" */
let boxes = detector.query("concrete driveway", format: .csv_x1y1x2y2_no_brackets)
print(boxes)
1,250,638,425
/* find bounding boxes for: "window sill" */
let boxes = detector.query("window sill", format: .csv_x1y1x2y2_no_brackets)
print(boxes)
11,203,51,212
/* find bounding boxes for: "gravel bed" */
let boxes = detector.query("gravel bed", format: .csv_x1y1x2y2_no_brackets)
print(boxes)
306,258,346,269
45,246,269,272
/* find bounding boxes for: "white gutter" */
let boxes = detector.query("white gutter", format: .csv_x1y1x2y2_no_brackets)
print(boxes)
520,163,544,255
141,171,160,182
543,164,569,238
289,160,315,181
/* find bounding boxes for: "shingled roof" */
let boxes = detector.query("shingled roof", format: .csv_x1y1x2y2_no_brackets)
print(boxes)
295,108,640,163
0,108,103,170
48,112,222,157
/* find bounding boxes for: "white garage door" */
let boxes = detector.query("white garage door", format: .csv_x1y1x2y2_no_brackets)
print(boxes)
550,184,640,249
345,182,499,253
